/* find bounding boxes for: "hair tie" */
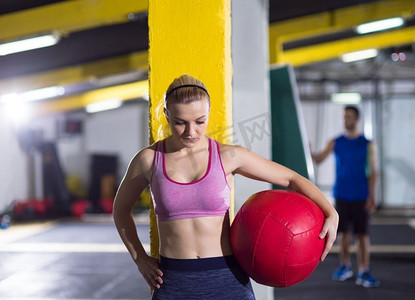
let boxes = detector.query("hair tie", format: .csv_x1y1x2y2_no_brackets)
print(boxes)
165,84,210,102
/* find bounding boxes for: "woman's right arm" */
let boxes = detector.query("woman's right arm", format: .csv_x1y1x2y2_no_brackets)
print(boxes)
113,148,163,289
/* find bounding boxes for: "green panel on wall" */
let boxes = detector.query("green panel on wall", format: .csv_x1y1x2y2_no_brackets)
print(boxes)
270,65,314,188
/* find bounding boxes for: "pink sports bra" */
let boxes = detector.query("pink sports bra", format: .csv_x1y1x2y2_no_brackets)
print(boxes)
150,137,231,221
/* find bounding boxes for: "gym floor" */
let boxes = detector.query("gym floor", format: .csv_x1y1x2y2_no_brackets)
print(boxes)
0,210,414,300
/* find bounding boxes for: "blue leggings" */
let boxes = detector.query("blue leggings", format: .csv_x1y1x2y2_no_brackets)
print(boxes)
151,255,256,300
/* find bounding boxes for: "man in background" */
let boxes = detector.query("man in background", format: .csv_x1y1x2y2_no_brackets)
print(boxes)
312,105,380,288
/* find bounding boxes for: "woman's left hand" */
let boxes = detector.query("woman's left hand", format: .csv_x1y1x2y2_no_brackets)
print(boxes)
318,212,339,261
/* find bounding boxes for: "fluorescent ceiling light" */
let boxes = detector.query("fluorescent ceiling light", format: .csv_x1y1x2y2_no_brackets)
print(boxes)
86,99,122,113
356,17,404,34
0,86,65,103
331,93,361,104
3,101,31,125
0,32,60,56
341,49,378,63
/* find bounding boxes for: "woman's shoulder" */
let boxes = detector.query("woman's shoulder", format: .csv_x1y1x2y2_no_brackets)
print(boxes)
128,141,160,173
212,138,231,150
214,139,246,153
212,139,247,164
136,142,157,157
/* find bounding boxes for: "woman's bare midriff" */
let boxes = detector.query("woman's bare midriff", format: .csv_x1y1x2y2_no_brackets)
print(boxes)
158,214,233,259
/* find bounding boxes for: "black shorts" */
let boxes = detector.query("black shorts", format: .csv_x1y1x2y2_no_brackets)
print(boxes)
335,199,369,234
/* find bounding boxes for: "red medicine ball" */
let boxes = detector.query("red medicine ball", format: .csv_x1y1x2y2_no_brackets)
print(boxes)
230,190,325,287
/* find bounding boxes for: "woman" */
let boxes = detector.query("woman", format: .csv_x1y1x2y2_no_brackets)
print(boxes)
113,74,339,299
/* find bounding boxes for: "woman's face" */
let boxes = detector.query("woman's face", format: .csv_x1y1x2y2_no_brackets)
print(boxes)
165,97,210,147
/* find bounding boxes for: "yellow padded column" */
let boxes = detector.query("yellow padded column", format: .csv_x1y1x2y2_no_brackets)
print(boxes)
148,0,232,258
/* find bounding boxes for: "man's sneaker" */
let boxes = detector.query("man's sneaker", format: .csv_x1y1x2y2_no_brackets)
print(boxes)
355,271,380,288
332,265,353,281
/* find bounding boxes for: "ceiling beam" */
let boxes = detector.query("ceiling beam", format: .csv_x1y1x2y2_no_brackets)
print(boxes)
0,51,148,93
270,0,414,42
3,0,415,115
0,0,148,41
30,80,148,116
278,26,415,67
269,0,415,64
2,0,413,84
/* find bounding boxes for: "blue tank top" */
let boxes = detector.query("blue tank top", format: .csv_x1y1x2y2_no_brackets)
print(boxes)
333,135,370,202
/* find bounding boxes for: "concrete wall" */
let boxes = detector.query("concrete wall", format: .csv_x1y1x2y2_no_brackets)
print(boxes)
84,102,149,182
232,0,273,298
232,0,271,209
0,115,29,213
0,101,148,213
382,97,415,207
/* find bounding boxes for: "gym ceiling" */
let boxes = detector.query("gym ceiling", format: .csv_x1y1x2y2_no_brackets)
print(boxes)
0,0,414,114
